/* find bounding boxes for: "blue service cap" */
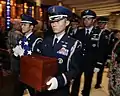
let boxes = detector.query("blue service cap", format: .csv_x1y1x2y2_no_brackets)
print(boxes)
48,6,72,22
21,14,38,25
81,9,96,19
97,16,109,23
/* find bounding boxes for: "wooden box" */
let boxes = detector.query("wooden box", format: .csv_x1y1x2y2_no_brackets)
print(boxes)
20,55,58,91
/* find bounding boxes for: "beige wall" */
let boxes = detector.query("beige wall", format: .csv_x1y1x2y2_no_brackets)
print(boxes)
108,14,120,30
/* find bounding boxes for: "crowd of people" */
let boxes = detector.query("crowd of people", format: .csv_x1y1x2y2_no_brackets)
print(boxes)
0,5,120,96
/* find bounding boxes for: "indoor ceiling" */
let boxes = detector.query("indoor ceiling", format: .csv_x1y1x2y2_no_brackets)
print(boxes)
41,0,120,16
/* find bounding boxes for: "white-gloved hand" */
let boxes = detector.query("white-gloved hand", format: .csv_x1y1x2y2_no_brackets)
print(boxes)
12,46,19,57
17,45,24,57
94,68,100,72
46,77,58,91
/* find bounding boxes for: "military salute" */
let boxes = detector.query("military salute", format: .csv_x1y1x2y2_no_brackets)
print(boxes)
36,5,82,96
71,9,102,96
12,14,42,96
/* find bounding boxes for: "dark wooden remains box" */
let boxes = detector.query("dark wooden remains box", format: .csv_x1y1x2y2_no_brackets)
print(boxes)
20,55,58,91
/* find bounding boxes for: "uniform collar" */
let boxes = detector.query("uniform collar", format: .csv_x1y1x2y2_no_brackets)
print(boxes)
25,32,33,39
53,31,65,43
85,26,93,34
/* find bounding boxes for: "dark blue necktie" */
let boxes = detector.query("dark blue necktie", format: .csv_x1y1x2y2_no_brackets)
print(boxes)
86,30,89,36
53,38,58,47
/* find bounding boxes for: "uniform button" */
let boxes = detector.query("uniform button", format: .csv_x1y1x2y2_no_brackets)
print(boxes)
83,49,86,51
83,54,85,56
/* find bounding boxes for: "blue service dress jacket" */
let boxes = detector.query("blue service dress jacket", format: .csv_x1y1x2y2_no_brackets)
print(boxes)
39,33,82,96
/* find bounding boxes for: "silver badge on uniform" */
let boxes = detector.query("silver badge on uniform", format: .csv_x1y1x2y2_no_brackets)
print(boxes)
37,48,41,53
91,34,99,41
92,44,96,47
58,58,63,64
105,36,108,39
28,38,30,41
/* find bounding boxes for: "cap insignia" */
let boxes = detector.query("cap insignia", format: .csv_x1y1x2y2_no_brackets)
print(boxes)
52,7,56,12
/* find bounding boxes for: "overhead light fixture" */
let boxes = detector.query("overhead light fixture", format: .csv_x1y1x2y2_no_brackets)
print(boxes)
116,13,120,15
58,1,63,6
72,7,76,13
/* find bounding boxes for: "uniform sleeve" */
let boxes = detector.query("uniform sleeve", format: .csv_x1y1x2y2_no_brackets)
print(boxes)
32,38,43,54
56,40,83,88
96,33,109,69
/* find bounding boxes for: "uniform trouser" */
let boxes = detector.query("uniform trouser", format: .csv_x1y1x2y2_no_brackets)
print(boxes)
36,84,69,96
17,81,36,96
12,72,36,96
11,56,36,96
71,68,94,96
96,65,104,86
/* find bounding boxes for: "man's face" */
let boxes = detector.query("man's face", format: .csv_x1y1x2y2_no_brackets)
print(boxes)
50,18,69,34
21,23,32,34
83,17,95,27
98,22,106,29
71,22,79,29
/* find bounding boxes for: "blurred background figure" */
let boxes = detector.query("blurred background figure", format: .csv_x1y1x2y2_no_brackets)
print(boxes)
43,21,54,38
34,20,44,38
108,30,120,96
108,29,120,57
5,20,22,71
7,20,23,53
67,13,80,38
94,16,110,89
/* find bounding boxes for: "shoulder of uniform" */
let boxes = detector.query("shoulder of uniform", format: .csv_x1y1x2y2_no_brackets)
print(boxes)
67,36,76,41
35,37,43,44
78,27,83,30
93,27,101,34
79,28,84,31
76,40,82,48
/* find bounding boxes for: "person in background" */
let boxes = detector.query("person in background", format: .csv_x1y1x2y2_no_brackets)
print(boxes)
71,9,102,96
34,20,44,38
94,16,110,89
36,5,83,96
108,29,119,58
12,14,42,96
108,30,120,96
7,20,23,53
67,13,80,38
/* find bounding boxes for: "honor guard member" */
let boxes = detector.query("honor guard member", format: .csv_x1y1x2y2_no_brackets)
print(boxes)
71,9,102,96
36,5,82,96
12,14,42,96
95,16,110,88
67,13,80,38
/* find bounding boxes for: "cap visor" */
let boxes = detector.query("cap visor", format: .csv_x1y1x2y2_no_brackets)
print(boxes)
21,21,32,23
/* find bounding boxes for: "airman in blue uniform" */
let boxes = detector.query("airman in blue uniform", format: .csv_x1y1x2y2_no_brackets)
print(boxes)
71,9,102,96
36,5,83,96
12,14,42,96
67,13,80,38
95,16,110,89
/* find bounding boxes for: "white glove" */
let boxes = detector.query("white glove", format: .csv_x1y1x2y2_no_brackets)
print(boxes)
17,45,24,57
46,77,58,91
94,68,100,72
13,46,19,57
